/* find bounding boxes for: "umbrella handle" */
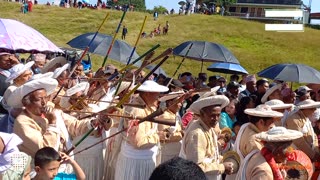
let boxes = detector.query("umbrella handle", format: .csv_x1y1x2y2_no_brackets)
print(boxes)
166,43,193,87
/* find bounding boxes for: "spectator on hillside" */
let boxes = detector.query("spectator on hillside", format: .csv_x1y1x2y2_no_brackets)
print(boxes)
182,4,186,14
149,31,155,38
170,8,175,14
78,1,82,9
221,6,225,16
122,25,128,40
211,4,216,14
163,21,169,35
153,11,158,20
153,28,159,35
195,4,200,13
216,6,220,14
27,0,33,12
157,24,161,35
141,31,147,38
129,4,134,11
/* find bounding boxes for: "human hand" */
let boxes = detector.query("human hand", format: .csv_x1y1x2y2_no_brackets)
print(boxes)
96,117,112,131
218,139,226,149
44,106,56,124
59,152,75,164
223,162,234,175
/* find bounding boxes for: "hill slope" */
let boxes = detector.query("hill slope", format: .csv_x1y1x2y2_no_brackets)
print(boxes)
1,2,320,77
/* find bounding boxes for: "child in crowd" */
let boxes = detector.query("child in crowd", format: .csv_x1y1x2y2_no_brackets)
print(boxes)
32,147,85,180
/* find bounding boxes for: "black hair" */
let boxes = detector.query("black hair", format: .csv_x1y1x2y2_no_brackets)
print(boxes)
222,95,238,112
230,74,239,81
149,157,207,180
198,73,207,81
209,76,218,81
180,72,192,78
256,79,268,87
235,96,256,124
248,116,270,124
34,147,61,168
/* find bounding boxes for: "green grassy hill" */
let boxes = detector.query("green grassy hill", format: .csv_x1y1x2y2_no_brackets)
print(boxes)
1,2,320,78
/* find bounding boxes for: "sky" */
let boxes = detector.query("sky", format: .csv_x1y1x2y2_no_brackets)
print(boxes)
145,0,320,13
145,0,181,12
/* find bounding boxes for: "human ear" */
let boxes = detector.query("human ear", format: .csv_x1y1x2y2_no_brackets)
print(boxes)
22,98,30,106
34,166,40,173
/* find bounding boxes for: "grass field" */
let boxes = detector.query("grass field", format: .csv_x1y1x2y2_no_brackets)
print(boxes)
1,1,320,79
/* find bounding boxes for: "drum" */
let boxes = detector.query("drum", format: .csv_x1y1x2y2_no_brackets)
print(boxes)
284,150,313,180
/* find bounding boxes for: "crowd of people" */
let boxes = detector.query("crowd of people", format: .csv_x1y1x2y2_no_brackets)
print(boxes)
0,51,319,180
179,2,226,16
140,21,170,39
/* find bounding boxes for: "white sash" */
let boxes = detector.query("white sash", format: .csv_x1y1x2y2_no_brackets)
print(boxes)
280,110,289,127
303,118,316,149
54,110,74,174
233,123,250,161
120,142,159,163
235,149,259,180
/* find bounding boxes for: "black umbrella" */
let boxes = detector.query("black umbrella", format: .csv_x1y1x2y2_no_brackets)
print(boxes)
178,1,186,5
67,33,140,66
257,63,320,83
146,64,167,77
173,41,239,72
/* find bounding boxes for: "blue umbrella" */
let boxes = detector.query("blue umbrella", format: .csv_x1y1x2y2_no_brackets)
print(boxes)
173,41,239,72
67,33,141,66
207,62,248,75
257,63,320,83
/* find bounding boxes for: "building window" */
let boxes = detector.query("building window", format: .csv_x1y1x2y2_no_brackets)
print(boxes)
241,7,248,13
229,7,236,12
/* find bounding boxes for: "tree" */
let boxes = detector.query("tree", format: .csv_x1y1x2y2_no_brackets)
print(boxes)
153,5,168,14
115,0,146,10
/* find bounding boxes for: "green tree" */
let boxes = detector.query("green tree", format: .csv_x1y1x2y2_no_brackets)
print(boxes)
115,0,146,10
153,5,168,14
